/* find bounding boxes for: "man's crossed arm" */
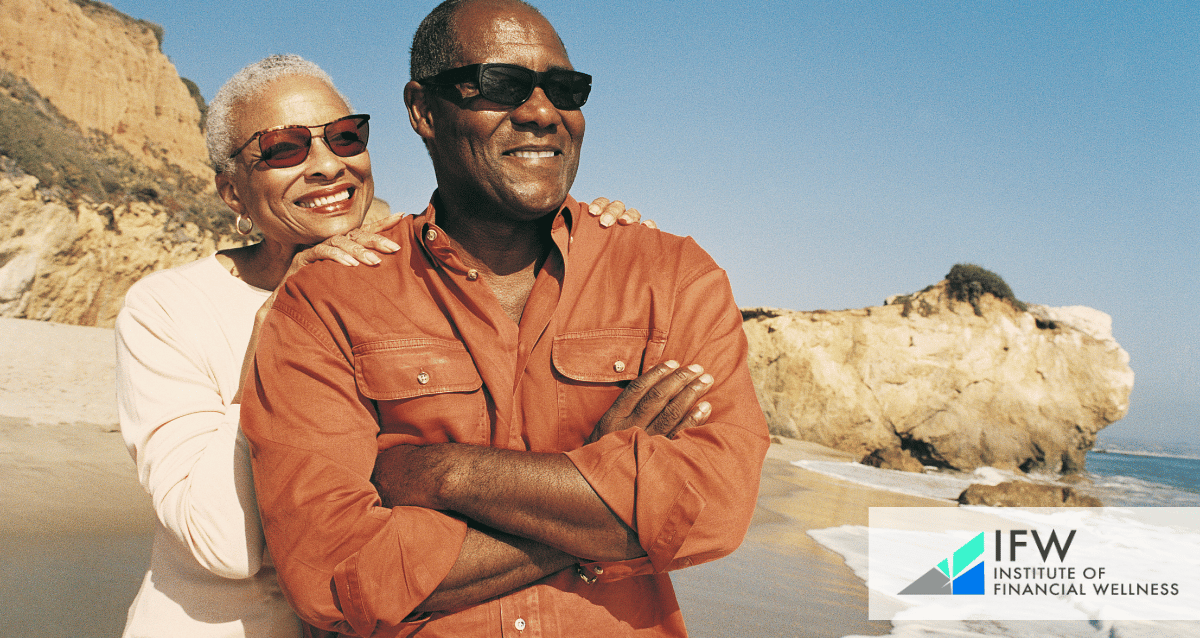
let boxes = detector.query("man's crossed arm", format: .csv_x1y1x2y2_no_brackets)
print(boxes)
371,360,714,612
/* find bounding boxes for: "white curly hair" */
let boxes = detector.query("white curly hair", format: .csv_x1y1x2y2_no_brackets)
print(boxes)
206,54,353,175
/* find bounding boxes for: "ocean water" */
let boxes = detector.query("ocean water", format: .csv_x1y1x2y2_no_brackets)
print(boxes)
793,446,1200,638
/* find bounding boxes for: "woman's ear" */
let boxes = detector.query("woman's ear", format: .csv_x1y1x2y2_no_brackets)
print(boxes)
215,171,243,215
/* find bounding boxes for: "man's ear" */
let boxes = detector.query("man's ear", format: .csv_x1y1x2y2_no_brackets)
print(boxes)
215,171,244,215
405,80,437,141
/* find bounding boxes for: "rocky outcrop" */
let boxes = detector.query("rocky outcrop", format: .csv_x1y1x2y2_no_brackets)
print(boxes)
0,1,396,328
957,481,1102,507
860,448,925,473
742,281,1134,473
0,169,394,328
0,0,211,178
0,172,229,326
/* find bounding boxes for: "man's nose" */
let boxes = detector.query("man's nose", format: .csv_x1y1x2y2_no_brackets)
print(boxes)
510,87,561,129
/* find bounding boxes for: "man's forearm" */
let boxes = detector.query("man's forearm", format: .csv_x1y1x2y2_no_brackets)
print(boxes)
374,444,644,562
416,524,576,612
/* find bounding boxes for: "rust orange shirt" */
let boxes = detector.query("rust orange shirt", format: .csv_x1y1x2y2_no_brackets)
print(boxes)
242,196,769,637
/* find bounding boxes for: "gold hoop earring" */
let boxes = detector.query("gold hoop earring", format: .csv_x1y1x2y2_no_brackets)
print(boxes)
236,214,254,236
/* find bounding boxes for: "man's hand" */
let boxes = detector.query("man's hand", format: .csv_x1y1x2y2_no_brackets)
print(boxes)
587,360,713,444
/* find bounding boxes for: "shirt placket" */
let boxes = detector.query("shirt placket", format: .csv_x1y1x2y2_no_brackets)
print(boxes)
499,585,542,638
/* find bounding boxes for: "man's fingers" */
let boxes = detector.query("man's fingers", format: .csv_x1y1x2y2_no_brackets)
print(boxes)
643,372,713,437
623,364,706,425
664,401,712,439
607,360,681,417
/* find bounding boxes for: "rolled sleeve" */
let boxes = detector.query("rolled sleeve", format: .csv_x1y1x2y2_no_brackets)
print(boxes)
241,283,468,633
565,258,769,575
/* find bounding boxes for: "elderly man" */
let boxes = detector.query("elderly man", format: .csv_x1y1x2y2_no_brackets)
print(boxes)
241,0,769,635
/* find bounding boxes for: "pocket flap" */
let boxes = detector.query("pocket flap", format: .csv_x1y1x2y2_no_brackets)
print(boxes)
552,329,650,383
354,339,481,400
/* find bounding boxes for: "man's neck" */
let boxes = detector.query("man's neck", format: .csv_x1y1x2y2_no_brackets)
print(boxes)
432,195,558,323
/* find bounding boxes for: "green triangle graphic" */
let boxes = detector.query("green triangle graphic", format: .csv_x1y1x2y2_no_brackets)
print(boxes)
937,558,950,577
952,533,985,577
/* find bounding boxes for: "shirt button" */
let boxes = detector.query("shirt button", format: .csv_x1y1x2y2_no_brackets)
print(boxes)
592,565,604,575
467,269,479,281
417,372,430,385
425,228,437,242
613,361,626,373
514,618,526,631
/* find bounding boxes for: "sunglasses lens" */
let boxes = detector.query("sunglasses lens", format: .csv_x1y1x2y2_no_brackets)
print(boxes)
543,71,591,110
325,116,369,158
480,65,536,106
258,128,312,168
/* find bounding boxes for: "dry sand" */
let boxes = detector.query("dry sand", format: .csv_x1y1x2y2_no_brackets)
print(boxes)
0,316,950,637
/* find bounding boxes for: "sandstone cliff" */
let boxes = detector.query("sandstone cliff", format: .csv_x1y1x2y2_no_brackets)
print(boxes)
0,170,229,326
0,0,211,178
742,282,1133,473
0,1,387,327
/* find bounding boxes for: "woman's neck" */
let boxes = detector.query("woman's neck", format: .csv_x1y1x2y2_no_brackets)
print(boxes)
215,240,298,291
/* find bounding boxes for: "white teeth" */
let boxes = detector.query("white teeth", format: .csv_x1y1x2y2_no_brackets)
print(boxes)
510,150,556,159
298,190,351,208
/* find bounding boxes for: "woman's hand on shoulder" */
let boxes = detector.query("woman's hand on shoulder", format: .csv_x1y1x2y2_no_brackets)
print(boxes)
286,213,405,278
588,198,657,229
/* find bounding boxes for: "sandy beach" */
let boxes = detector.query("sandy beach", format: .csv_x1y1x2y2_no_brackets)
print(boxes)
0,316,950,637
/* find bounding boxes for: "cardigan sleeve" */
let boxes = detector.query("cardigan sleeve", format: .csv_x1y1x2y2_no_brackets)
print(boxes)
116,278,265,580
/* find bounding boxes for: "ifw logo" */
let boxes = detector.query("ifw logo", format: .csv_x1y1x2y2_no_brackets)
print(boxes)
899,532,985,595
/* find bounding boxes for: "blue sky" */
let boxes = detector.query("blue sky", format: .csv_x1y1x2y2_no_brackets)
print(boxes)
105,0,1198,449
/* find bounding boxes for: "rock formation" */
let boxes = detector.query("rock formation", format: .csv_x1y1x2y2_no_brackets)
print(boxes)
957,482,1102,507
742,281,1134,473
0,170,229,326
0,0,392,328
0,0,211,178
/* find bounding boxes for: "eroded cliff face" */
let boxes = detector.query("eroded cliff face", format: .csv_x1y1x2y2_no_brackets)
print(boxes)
0,0,211,179
742,283,1134,473
0,172,229,326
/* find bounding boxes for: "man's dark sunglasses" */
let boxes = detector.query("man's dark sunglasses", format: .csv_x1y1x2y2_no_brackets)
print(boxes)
229,114,370,169
419,63,591,110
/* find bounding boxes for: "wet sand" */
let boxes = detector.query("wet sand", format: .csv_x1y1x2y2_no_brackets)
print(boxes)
0,316,950,637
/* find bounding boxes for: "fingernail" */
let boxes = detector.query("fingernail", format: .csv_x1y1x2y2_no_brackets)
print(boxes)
697,402,712,415
688,364,703,374
600,213,615,227
339,256,359,266
589,203,601,215
664,360,680,369
699,374,713,385
644,220,658,229
363,253,382,265
382,240,401,252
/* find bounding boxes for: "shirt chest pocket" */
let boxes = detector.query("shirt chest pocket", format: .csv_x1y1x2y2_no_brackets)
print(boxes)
551,329,659,448
354,339,488,445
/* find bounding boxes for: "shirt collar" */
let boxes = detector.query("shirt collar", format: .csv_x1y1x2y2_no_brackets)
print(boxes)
414,192,581,268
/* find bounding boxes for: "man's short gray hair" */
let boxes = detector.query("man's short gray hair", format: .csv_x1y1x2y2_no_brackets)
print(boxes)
206,54,352,175
410,0,560,82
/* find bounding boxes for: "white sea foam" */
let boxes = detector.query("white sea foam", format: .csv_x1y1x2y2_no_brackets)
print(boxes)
791,457,1200,508
801,472,1200,637
790,459,1020,503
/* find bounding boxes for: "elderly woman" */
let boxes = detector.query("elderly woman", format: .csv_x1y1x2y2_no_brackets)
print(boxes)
116,54,639,638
